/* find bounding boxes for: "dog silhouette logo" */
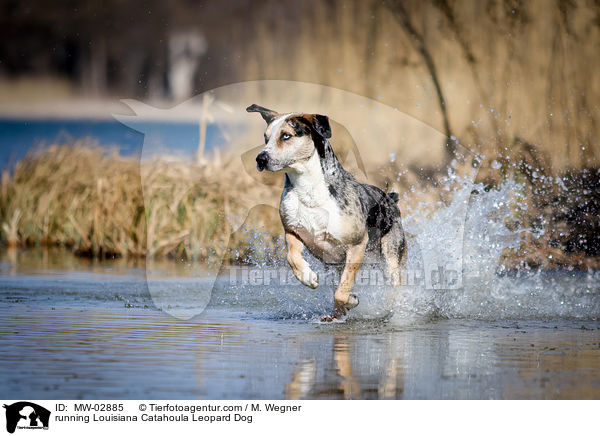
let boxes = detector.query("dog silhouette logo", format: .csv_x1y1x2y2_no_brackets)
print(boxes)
3,402,50,433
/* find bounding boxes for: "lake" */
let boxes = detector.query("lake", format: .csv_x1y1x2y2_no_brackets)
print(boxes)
1,248,599,399
0,118,228,169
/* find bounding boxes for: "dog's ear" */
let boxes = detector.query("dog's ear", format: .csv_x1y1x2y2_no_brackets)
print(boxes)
296,113,331,157
246,104,279,124
311,114,331,139
298,114,331,139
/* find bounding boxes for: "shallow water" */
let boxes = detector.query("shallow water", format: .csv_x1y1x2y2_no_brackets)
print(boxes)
1,249,599,399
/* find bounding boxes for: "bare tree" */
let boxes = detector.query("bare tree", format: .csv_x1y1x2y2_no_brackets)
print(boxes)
385,0,458,164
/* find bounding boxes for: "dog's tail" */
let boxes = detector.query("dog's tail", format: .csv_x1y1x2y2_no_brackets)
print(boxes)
387,192,399,203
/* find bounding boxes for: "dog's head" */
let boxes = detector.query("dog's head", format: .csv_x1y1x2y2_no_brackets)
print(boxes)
247,104,331,172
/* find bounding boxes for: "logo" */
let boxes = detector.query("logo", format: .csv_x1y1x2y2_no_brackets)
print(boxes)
3,402,50,434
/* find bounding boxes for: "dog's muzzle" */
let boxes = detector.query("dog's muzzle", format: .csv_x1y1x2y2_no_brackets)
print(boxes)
256,151,269,171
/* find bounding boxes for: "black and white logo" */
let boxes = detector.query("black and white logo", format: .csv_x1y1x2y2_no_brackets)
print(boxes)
3,402,50,434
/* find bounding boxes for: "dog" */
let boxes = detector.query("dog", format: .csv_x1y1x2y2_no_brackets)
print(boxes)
247,104,406,321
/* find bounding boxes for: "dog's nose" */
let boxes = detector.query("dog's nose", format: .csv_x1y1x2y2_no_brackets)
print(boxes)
256,151,268,171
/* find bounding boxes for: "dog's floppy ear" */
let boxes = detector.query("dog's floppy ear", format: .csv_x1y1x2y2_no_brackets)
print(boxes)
311,114,331,139
298,114,331,139
296,113,331,157
246,104,279,124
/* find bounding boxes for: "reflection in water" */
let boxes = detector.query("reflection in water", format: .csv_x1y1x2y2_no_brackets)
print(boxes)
500,331,600,399
1,304,599,399
0,246,147,277
285,359,316,400
280,323,600,400
285,334,404,400
334,336,362,399
0,247,202,278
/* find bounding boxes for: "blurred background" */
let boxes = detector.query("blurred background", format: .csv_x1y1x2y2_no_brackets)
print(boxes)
0,0,599,269
1,0,599,164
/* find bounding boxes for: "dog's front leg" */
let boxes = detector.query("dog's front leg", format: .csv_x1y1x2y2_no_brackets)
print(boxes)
285,232,319,289
332,233,369,319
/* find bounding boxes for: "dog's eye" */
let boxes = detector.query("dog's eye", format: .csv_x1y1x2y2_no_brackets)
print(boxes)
281,133,291,140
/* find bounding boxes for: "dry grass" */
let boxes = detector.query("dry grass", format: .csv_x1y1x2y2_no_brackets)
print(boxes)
0,142,281,263
0,140,598,270
0,143,145,256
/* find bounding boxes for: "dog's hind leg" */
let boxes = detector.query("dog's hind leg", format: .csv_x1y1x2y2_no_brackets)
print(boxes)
381,222,407,287
285,232,319,289
329,233,369,319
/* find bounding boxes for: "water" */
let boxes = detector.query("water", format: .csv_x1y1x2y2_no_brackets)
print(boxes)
1,144,599,398
0,118,228,169
0,248,599,400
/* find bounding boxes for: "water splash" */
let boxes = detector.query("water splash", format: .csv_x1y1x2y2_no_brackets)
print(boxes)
386,170,598,322
215,169,600,322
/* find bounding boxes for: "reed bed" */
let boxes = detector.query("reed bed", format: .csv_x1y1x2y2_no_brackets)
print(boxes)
0,142,281,263
0,141,598,270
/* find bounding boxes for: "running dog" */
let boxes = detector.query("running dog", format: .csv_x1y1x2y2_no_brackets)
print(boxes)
248,104,406,321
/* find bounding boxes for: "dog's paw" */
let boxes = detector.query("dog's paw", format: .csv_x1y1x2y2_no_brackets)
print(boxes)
320,314,344,323
302,270,319,289
344,294,359,309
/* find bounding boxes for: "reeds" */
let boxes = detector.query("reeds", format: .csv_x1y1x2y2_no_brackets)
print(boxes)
0,142,281,262
0,142,145,256
1,141,598,270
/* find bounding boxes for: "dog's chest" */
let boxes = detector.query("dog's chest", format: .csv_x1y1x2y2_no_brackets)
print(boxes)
280,186,350,262
281,188,343,238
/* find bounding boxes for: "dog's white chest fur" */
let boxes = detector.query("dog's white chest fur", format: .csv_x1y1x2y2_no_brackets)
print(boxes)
282,191,341,238
280,153,347,262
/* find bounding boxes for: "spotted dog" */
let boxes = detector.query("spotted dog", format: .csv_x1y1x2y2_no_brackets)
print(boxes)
248,104,406,321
